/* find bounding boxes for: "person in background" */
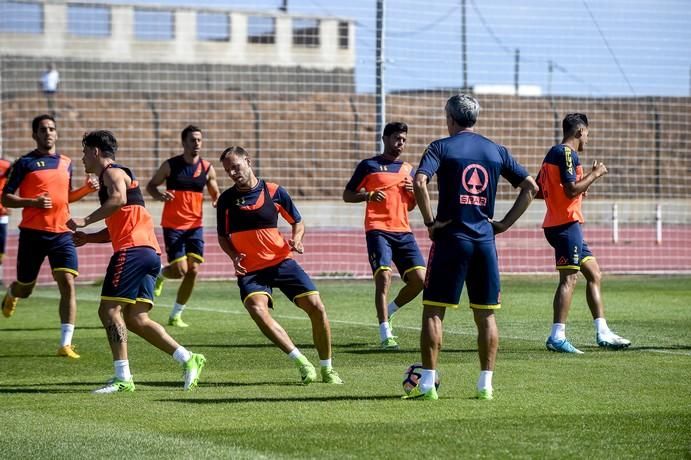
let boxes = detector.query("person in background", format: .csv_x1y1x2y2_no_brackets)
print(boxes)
1,114,98,359
147,125,220,328
0,156,13,287
343,122,425,350
39,63,60,115
537,113,630,354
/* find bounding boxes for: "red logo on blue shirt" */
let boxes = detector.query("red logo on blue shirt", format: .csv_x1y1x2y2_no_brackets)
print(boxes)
460,164,488,206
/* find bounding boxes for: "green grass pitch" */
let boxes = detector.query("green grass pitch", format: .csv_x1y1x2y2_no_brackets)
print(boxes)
1,275,689,459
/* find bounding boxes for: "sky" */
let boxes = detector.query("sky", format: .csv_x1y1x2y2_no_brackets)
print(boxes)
4,0,690,96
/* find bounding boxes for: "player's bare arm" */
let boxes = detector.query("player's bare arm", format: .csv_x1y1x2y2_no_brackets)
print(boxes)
563,160,608,198
1,191,52,209
289,221,305,254
413,172,449,240
404,176,417,211
206,165,221,208
146,161,174,202
73,228,110,247
68,174,99,202
67,167,127,230
491,176,538,234
343,187,385,203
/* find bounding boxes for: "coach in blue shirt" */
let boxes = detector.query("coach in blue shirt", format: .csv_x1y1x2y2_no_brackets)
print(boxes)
405,94,538,401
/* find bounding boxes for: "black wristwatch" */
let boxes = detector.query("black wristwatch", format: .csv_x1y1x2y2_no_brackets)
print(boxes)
424,219,436,227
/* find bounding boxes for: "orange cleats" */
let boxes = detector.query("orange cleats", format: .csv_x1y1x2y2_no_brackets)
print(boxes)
2,292,17,318
57,345,80,359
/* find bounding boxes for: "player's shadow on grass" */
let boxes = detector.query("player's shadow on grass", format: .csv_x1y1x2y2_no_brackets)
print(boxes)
0,354,75,358
342,347,476,355
0,326,103,332
143,380,298,388
161,394,401,404
0,388,81,394
185,343,314,349
624,345,691,351
333,342,371,348
0,381,104,394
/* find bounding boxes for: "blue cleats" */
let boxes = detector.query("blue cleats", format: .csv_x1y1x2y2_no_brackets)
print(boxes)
545,337,584,354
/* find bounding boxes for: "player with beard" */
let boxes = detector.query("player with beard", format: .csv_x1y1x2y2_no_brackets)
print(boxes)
343,122,425,350
146,125,220,328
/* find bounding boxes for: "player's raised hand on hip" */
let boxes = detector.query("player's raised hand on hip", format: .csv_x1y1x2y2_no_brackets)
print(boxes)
427,219,452,241
490,218,509,235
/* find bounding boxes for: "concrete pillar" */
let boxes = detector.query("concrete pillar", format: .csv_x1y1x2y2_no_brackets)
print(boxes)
111,6,134,60
43,3,66,55
175,10,196,61
230,13,247,62
275,16,291,64
320,19,338,67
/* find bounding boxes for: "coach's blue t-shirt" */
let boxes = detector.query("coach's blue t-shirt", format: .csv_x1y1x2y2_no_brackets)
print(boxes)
417,131,528,242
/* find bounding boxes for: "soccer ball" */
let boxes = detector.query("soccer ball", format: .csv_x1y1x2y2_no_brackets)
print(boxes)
402,363,440,395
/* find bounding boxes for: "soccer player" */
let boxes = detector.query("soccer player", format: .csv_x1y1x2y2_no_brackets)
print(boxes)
537,113,631,354
343,122,425,350
1,114,98,359
146,125,220,328
406,94,538,400
68,130,206,394
216,146,343,385
0,156,12,287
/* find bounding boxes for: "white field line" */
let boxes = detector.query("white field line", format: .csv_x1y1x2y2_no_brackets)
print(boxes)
191,305,691,357
28,293,691,357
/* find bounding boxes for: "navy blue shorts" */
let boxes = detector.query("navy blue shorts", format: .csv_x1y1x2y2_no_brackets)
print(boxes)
102,246,161,305
422,233,500,309
544,221,594,271
237,258,318,308
0,222,6,256
16,228,78,284
365,230,425,280
163,227,204,264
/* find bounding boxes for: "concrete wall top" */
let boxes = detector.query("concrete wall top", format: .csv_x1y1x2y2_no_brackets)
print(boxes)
0,0,356,70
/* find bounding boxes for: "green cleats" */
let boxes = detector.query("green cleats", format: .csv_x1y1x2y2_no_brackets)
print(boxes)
168,314,189,328
183,353,206,390
388,310,397,330
321,367,344,384
92,377,135,394
154,275,165,297
477,388,494,400
295,357,317,384
402,386,438,400
380,336,400,350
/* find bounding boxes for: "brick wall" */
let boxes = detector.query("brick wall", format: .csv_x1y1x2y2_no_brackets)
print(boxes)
2,90,689,200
